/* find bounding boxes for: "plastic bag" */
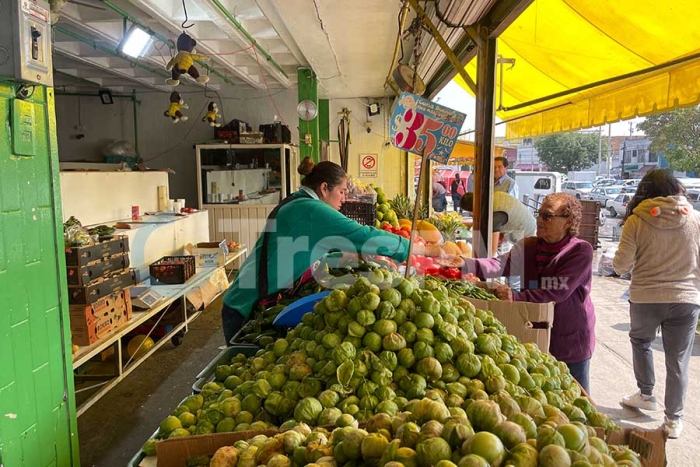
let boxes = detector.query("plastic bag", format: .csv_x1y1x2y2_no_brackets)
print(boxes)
598,246,630,279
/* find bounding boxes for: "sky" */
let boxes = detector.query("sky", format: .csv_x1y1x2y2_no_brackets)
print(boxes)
434,80,647,140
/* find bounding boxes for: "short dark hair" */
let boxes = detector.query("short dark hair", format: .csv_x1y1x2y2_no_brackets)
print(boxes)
495,156,509,168
298,158,347,191
624,169,685,221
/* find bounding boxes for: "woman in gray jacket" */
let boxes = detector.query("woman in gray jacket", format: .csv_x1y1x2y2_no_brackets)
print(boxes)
613,169,700,439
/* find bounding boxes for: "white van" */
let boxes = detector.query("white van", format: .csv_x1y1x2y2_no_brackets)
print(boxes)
509,171,564,207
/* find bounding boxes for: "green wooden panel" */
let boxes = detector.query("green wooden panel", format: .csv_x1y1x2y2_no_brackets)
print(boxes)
0,84,78,466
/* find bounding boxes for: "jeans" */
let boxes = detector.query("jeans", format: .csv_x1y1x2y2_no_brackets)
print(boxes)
567,358,591,396
452,194,462,212
629,302,700,420
222,303,246,346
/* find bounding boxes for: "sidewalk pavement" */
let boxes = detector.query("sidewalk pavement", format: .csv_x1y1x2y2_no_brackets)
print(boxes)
589,272,700,465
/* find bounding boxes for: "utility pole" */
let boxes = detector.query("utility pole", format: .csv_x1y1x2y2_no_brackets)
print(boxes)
597,126,603,176
607,123,612,178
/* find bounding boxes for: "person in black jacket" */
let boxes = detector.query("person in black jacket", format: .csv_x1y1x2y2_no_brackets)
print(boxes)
451,173,466,213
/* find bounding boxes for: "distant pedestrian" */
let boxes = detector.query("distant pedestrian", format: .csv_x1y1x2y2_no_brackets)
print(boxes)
494,156,519,200
432,179,447,212
614,169,700,439
451,173,466,213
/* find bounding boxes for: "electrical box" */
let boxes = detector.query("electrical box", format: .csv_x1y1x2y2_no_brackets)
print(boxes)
0,0,53,86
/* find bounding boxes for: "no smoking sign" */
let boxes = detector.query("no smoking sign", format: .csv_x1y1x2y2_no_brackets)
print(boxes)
359,154,378,178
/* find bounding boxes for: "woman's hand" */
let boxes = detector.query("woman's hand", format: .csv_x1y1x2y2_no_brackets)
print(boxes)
414,243,444,258
493,283,514,302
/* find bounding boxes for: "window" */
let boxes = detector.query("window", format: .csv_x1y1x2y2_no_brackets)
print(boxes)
534,178,551,189
623,150,632,163
649,152,659,163
638,149,646,163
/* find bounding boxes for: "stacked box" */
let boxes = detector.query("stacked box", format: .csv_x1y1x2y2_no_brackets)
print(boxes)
66,236,137,345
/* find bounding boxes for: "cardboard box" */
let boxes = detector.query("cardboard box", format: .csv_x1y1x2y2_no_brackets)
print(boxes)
185,241,229,268
65,236,129,267
155,430,280,467
185,267,230,311
67,269,138,305
153,426,666,467
66,253,130,286
463,297,554,352
70,289,133,346
595,427,666,467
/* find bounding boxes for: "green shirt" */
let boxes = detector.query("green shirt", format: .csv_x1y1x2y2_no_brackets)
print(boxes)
223,190,410,318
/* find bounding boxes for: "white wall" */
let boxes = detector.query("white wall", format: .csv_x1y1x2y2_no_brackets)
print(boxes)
56,87,300,206
327,97,406,198
55,89,405,206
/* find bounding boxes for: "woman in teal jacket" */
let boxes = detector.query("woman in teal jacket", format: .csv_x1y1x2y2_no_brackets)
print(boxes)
221,159,438,344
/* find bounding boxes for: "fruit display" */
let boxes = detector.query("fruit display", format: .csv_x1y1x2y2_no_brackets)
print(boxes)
389,194,429,222
204,400,640,467
143,270,627,465
375,187,400,228
428,212,470,243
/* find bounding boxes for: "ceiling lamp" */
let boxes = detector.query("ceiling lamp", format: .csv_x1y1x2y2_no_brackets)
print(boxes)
119,24,153,58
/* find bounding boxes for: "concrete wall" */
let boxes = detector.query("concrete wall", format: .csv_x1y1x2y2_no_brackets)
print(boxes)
327,97,406,198
55,89,404,204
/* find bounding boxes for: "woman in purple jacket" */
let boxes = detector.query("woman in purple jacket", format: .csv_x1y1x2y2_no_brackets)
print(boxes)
461,193,596,393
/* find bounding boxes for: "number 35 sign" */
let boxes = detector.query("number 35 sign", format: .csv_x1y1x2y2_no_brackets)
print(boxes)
389,92,466,164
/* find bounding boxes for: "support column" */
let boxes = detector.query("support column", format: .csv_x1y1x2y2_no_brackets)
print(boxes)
297,68,319,162
472,31,498,259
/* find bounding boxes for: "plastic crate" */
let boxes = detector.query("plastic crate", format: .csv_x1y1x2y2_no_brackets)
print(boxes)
149,255,196,285
192,344,259,393
340,201,376,226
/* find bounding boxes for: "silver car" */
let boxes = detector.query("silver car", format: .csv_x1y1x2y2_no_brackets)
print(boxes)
587,186,626,207
687,190,700,211
607,193,633,217
562,181,594,199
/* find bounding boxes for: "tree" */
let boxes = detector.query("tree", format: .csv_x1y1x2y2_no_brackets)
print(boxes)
533,132,602,173
637,107,700,172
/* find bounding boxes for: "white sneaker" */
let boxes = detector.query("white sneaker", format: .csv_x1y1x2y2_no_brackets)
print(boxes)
663,417,683,439
620,390,658,410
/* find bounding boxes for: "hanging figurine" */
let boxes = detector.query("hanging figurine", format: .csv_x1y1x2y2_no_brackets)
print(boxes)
202,102,222,127
164,91,189,123
165,32,210,86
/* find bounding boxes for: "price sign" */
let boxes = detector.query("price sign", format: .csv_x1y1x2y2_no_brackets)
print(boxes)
389,92,466,164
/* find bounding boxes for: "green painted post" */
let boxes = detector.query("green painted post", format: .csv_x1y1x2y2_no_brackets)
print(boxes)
318,99,330,148
0,83,79,465
297,68,319,162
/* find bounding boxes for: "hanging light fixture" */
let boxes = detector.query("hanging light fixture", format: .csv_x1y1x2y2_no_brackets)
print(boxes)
118,24,153,58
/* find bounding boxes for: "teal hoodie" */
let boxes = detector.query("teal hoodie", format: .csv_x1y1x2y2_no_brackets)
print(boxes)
223,190,410,318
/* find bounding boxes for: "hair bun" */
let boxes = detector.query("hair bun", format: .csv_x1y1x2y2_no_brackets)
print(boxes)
298,156,315,176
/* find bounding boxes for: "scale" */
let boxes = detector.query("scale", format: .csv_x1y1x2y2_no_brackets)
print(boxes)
130,286,164,309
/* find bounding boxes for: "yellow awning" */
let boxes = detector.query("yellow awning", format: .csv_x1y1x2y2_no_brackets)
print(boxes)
455,0,700,139
448,140,508,164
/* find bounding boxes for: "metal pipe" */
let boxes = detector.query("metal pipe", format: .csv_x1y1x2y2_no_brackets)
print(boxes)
99,0,235,86
132,89,139,156
53,26,170,78
502,50,700,112
209,0,289,79
55,91,140,102
384,1,410,92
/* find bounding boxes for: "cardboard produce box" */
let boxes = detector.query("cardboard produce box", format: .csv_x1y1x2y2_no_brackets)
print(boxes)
155,430,279,467
185,241,229,268
64,235,129,267
70,289,133,346
595,427,667,467
66,253,130,286
463,297,554,352
67,269,138,305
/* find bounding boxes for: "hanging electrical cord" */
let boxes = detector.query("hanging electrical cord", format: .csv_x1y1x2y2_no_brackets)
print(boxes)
181,0,194,29
337,110,351,172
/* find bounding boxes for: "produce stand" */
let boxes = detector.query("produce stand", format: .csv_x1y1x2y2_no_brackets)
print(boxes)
192,345,259,393
73,249,246,417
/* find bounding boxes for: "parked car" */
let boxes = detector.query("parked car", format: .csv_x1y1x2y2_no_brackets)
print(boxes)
687,189,700,211
680,178,700,190
561,181,594,199
620,179,641,189
586,186,626,207
607,193,633,217
594,178,618,187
